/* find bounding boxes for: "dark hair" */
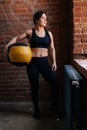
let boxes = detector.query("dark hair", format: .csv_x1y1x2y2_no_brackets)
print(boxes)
33,11,47,25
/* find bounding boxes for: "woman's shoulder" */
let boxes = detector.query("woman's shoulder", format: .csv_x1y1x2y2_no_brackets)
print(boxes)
26,29,33,35
47,30,53,38
48,30,52,34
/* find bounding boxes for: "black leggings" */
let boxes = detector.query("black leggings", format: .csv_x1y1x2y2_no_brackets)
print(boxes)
26,57,59,110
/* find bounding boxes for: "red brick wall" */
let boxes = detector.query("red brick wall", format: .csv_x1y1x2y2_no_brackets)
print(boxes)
73,1,87,128
0,0,72,101
73,0,87,55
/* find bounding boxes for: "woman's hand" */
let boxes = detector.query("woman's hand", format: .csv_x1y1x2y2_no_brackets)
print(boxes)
51,62,57,72
4,45,9,62
4,45,8,55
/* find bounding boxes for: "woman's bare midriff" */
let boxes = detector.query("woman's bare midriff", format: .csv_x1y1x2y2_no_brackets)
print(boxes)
31,48,48,57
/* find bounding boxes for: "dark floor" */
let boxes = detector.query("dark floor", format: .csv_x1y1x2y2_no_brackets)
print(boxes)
0,102,67,130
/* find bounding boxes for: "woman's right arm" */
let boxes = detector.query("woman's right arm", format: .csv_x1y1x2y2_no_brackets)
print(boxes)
6,32,28,49
5,29,32,53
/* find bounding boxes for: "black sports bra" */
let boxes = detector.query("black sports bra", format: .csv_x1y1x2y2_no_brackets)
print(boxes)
30,29,51,48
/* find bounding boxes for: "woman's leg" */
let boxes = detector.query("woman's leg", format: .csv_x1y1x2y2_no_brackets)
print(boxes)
38,57,59,110
26,62,40,115
41,68,59,109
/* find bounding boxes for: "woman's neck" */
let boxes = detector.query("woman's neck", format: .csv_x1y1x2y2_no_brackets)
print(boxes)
35,26,45,32
34,26,45,37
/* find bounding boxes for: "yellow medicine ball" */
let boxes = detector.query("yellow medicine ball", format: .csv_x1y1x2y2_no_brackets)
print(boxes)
8,42,32,66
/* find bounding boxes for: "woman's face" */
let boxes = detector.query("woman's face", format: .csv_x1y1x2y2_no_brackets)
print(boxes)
36,13,47,27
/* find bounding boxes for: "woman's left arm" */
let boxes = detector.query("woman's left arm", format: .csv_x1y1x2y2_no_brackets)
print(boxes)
48,31,57,72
